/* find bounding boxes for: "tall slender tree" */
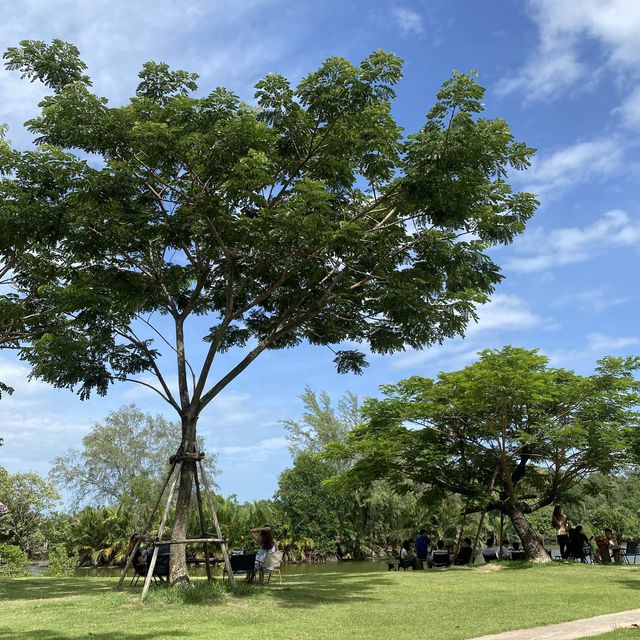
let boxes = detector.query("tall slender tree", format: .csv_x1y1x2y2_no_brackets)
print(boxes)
1,40,537,581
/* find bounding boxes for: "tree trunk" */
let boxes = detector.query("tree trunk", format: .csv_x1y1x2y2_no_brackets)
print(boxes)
169,415,197,584
507,505,550,563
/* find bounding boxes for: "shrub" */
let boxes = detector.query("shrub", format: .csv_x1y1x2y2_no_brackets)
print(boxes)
0,544,29,576
45,544,79,577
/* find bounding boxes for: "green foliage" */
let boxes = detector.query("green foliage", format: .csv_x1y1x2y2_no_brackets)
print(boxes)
277,389,439,558
44,543,79,576
49,404,215,520
0,466,60,556
0,543,29,576
69,506,132,566
282,387,360,460
277,451,342,551
0,40,535,415
341,347,640,557
1,42,536,574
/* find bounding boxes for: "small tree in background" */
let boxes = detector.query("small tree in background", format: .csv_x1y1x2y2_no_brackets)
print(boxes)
50,404,215,526
0,466,60,556
1,40,536,581
342,347,640,562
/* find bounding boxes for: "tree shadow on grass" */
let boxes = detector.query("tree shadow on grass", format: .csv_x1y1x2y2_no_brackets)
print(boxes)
253,570,394,609
0,630,184,640
0,578,112,601
614,578,640,591
1,571,394,611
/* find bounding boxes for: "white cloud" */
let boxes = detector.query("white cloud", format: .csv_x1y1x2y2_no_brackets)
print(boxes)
552,288,629,313
498,0,640,100
217,436,288,458
617,85,640,127
507,209,640,274
587,332,639,352
392,7,424,36
546,332,640,367
0,0,307,147
0,357,52,401
392,294,544,369
520,138,624,197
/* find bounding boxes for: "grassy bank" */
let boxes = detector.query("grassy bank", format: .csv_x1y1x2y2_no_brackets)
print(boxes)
1,563,639,640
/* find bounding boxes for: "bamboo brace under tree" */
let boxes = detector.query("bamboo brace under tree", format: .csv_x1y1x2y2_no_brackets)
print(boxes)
116,449,236,596
1,40,537,583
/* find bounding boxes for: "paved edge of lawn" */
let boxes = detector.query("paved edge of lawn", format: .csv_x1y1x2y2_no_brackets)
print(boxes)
467,609,640,640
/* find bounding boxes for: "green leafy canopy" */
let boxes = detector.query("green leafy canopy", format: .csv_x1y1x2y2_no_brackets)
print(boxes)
0,41,537,421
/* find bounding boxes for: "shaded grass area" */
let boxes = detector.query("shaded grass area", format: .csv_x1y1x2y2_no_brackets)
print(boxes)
1,563,640,640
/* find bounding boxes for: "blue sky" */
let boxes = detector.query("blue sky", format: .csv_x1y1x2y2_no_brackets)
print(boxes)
1,0,639,503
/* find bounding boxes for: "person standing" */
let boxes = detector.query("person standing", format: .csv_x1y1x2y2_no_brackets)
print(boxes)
415,529,431,569
552,505,570,560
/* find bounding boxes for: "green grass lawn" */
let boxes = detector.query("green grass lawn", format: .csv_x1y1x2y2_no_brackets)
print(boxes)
2,563,640,640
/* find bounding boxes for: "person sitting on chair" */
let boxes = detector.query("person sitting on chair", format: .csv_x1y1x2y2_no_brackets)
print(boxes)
429,540,451,568
455,538,473,565
499,539,511,560
481,538,499,563
510,541,526,560
126,534,148,573
568,525,592,562
399,540,417,570
246,527,277,583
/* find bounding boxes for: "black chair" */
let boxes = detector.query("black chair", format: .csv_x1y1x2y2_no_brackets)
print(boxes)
454,546,473,565
223,553,256,581
482,551,499,563
568,545,593,563
621,541,640,564
153,544,170,581
509,549,526,561
431,550,451,568
129,560,148,587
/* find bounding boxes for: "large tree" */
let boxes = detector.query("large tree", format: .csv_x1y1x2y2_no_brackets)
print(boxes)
341,347,640,561
1,40,536,581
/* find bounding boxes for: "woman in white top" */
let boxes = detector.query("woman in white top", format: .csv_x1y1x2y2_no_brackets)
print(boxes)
246,527,277,582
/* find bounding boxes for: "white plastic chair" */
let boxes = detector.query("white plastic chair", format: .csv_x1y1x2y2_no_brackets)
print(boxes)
259,550,283,584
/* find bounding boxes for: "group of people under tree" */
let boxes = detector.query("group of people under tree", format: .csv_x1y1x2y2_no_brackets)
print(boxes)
398,529,525,569
552,506,625,563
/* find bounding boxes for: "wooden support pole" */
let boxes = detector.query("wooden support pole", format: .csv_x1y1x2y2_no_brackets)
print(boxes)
194,464,213,582
198,459,236,590
116,460,177,591
141,461,182,602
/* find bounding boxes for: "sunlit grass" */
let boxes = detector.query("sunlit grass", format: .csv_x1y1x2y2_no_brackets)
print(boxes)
1,563,639,640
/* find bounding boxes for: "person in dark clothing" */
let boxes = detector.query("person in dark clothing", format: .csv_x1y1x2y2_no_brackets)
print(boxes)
126,534,148,573
415,529,431,568
568,525,592,562
455,537,473,565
